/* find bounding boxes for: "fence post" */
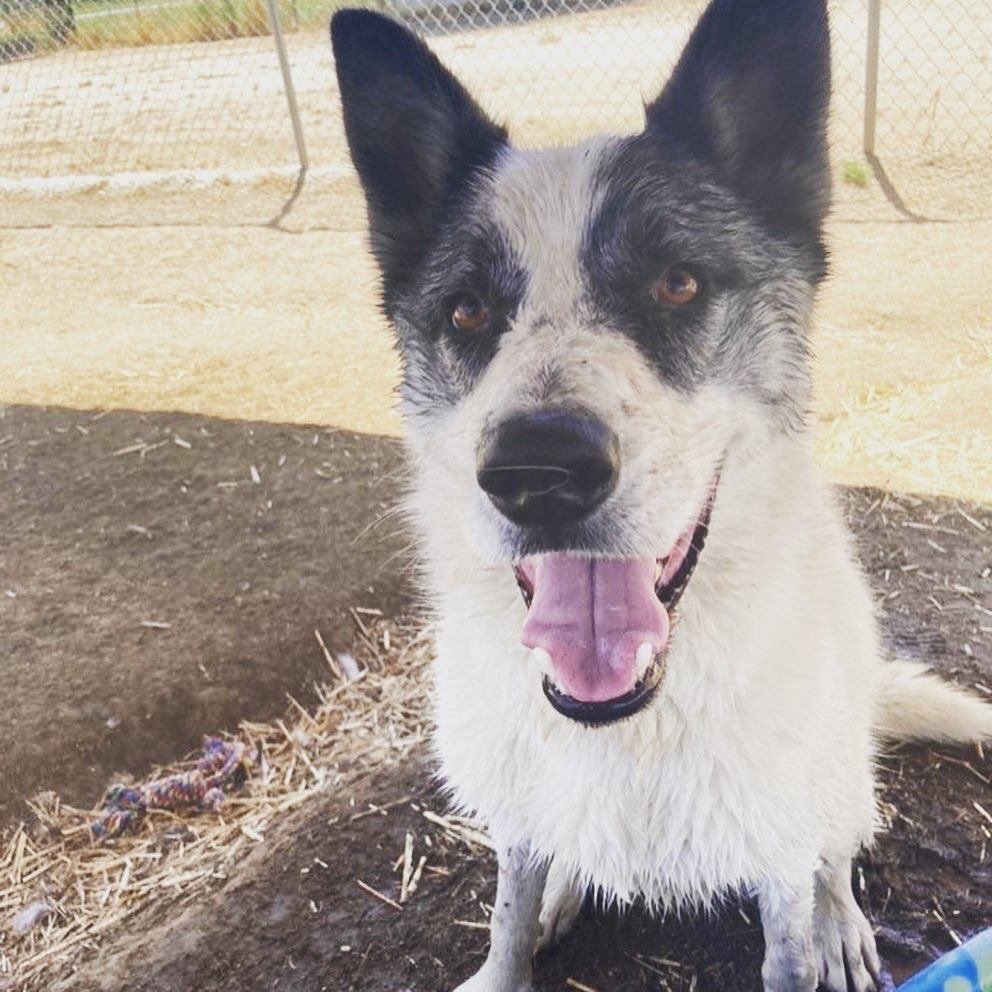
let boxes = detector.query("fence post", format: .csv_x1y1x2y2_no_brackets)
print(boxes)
863,0,881,157
266,0,309,172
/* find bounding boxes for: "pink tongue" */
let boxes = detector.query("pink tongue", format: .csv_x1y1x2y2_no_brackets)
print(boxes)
521,556,670,703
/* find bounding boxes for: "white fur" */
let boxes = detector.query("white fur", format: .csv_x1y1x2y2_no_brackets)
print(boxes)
428,432,878,909
399,143,992,989
876,658,992,743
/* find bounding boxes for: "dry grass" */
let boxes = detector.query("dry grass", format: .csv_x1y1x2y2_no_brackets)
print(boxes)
72,0,274,50
0,615,433,990
815,325,992,502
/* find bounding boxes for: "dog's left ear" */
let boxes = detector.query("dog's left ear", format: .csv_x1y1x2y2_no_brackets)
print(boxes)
331,10,507,296
646,0,831,235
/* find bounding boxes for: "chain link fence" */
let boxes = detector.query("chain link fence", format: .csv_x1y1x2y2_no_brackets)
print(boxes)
1,0,990,214
860,0,992,216
0,0,318,177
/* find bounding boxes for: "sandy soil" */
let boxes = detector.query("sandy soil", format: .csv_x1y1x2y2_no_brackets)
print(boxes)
4,173,991,503
39,487,992,992
3,1,990,499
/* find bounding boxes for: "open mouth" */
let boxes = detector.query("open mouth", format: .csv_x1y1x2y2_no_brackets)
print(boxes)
513,484,715,727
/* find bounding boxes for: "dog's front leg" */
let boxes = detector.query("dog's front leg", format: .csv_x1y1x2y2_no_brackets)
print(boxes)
454,840,548,992
758,874,818,992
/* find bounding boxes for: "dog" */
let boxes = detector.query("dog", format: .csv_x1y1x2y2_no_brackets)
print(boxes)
331,2,992,989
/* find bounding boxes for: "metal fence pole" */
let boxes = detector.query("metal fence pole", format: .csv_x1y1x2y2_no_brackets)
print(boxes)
863,0,881,157
265,0,309,172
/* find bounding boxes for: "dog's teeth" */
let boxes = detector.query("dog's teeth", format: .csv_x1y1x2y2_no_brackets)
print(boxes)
636,642,655,673
530,647,554,677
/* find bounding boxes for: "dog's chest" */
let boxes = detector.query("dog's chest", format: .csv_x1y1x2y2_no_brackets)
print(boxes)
432,622,810,907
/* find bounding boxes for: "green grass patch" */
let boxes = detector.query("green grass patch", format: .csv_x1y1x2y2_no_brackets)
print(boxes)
841,159,870,188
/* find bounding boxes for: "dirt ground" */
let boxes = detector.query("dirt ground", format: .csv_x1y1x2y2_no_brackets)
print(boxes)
34,486,992,992
0,403,409,825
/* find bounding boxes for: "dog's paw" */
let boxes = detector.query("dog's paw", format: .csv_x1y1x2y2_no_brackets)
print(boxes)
813,889,880,992
535,862,584,952
452,961,532,992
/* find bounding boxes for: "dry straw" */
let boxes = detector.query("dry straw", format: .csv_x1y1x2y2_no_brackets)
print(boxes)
0,616,432,990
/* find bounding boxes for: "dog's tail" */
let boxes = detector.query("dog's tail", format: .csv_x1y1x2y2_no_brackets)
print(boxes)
876,658,992,743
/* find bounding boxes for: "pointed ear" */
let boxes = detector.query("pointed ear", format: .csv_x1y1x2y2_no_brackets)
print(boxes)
331,10,507,293
646,0,831,235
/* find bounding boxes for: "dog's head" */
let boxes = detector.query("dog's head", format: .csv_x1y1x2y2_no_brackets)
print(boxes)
332,0,831,724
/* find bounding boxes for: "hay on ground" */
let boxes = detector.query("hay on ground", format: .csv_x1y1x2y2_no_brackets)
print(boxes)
0,616,433,990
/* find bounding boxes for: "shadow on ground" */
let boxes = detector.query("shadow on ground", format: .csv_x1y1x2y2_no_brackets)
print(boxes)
38,485,991,992
0,403,412,825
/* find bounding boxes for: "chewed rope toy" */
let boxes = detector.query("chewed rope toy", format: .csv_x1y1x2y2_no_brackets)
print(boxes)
90,737,251,840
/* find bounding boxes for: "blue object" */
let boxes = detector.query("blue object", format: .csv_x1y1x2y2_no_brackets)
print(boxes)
896,929,992,992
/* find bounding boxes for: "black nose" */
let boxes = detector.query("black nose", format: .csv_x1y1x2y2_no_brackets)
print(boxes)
476,408,620,528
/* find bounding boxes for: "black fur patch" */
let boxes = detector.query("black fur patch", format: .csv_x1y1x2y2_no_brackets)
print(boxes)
584,133,823,401
584,139,749,391
331,9,508,306
645,0,832,244
392,215,528,413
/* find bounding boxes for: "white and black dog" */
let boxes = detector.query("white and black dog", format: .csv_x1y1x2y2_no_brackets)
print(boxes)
331,2,992,989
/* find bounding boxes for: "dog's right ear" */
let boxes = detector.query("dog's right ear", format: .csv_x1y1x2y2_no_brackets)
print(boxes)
331,10,507,294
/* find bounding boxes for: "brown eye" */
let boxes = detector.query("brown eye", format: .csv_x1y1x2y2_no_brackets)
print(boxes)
450,294,490,332
651,266,700,306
